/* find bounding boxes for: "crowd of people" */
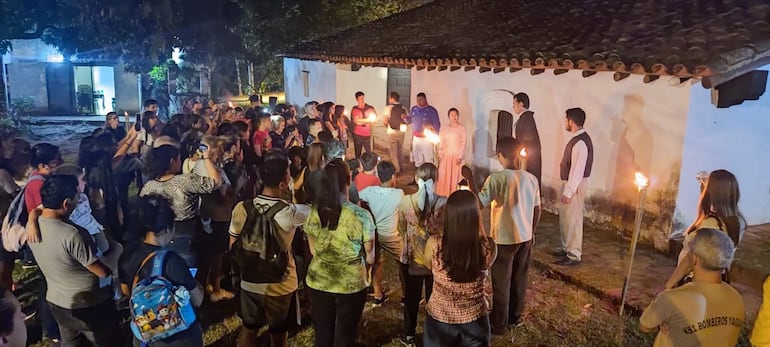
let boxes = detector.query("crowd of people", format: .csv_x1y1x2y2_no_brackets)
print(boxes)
0,90,766,347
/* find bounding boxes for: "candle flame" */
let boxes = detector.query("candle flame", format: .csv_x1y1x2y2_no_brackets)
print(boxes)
124,111,128,116
367,112,377,122
228,101,234,108
634,172,649,190
399,124,407,132
424,129,440,144
519,148,527,158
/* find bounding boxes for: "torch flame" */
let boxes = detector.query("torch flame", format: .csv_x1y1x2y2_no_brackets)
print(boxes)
424,129,440,144
519,148,527,158
634,172,649,190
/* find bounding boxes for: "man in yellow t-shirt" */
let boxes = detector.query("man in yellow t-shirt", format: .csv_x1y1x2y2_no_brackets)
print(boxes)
640,228,744,347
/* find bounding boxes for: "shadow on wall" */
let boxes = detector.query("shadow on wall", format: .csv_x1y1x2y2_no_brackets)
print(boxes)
611,94,654,208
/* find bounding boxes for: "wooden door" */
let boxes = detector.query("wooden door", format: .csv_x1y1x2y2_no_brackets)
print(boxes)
46,63,75,113
386,68,411,109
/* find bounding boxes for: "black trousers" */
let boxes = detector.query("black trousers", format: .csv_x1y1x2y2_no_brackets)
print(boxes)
352,134,371,158
400,263,433,336
49,299,121,347
423,314,490,347
490,240,532,330
308,287,367,347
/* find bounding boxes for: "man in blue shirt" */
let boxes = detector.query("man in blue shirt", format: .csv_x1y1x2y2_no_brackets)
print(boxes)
408,92,440,167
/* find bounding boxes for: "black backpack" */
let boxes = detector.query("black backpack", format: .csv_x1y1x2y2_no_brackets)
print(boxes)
388,104,407,130
231,198,289,283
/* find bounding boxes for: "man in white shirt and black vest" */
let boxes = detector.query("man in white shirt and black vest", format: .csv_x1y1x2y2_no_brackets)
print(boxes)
553,108,593,266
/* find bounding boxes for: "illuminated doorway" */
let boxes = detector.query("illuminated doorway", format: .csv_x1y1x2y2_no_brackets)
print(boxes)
74,66,116,114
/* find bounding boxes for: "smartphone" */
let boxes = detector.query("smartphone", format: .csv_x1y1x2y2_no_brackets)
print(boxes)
198,144,209,154
134,113,142,131
189,268,198,277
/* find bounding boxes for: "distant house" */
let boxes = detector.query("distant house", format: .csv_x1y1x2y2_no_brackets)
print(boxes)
282,0,770,251
1,39,141,115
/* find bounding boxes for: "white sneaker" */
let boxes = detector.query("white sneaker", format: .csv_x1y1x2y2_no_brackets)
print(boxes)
210,289,235,302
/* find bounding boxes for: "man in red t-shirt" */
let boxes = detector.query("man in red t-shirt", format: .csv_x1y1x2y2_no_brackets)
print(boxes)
251,113,272,157
351,91,378,158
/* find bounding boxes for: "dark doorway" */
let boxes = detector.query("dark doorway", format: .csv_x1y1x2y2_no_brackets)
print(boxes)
386,68,411,108
46,63,75,113
497,110,513,143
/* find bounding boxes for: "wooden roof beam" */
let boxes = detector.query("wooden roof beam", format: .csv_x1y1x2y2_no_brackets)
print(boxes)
510,68,522,73
582,70,597,78
438,66,448,71
531,69,545,75
450,66,461,71
493,68,505,73
613,72,630,81
464,66,476,72
554,69,569,75
479,67,491,73
643,75,660,83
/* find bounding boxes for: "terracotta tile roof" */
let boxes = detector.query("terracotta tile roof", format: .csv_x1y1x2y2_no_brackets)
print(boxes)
282,0,770,86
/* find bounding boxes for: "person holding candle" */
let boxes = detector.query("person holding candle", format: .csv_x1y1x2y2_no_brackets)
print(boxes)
554,108,593,266
435,108,466,196
351,91,378,158
477,137,541,334
383,92,408,174
513,93,542,190
407,92,441,167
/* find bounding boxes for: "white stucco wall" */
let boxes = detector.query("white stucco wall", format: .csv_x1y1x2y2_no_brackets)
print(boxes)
335,65,389,111
674,65,770,230
410,68,692,248
283,58,337,109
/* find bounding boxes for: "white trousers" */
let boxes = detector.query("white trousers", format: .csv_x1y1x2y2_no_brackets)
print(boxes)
558,180,586,261
412,136,435,167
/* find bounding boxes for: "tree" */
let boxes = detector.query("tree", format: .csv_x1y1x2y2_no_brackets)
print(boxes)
237,0,424,92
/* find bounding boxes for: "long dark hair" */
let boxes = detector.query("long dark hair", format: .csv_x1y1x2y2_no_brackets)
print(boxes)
441,190,486,283
688,169,745,245
145,145,180,179
78,134,117,203
317,158,350,230
131,195,176,241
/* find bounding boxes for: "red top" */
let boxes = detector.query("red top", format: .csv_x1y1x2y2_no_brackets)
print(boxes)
24,172,46,211
251,130,270,152
351,105,375,137
355,173,381,192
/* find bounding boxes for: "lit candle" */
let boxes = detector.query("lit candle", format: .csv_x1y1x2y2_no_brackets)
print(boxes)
228,101,234,108
399,124,407,132
519,147,527,171
634,172,649,191
367,112,377,122
424,129,440,144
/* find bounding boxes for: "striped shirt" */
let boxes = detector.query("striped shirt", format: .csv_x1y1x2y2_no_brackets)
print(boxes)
426,236,495,324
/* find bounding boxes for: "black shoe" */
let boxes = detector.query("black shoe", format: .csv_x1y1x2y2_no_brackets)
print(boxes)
510,318,524,328
372,295,389,307
551,250,567,257
400,335,416,346
554,258,582,266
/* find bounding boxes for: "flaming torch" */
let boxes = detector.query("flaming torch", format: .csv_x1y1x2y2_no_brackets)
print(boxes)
619,172,649,316
519,147,528,171
424,128,440,165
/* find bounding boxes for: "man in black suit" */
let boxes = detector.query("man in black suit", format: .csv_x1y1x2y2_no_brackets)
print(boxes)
513,93,542,188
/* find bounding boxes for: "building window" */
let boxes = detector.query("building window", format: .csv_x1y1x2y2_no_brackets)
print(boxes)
302,70,309,97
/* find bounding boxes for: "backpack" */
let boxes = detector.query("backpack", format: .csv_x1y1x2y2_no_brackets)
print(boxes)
231,198,289,283
129,250,196,343
1,175,44,252
408,194,442,275
388,104,407,130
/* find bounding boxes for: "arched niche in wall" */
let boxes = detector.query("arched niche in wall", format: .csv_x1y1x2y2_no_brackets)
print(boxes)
470,89,515,187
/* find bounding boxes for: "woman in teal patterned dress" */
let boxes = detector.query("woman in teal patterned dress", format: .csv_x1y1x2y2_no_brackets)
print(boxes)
304,158,376,347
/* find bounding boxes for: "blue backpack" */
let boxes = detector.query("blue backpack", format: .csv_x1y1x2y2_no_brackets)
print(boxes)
129,249,196,343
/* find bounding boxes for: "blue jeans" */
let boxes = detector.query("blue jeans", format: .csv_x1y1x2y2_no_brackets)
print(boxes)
423,314,490,347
